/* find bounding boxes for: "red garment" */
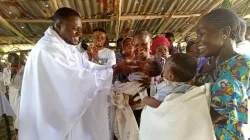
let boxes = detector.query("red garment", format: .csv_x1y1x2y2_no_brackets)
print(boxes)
150,37,170,55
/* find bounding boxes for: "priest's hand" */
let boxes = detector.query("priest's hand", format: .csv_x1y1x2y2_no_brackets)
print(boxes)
112,63,131,75
112,62,142,75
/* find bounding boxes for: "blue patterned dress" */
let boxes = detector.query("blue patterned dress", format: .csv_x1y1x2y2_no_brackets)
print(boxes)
195,55,250,140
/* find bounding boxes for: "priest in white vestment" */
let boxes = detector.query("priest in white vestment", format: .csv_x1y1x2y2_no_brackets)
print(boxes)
18,8,133,140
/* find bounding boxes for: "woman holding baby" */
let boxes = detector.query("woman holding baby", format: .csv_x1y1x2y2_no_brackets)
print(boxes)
195,8,250,140
140,8,249,140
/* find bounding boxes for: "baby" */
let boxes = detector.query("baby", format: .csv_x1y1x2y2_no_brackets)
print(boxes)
111,59,163,140
113,59,163,94
140,53,197,108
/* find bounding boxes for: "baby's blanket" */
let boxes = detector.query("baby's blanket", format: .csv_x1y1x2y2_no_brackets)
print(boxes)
140,84,216,140
111,81,143,140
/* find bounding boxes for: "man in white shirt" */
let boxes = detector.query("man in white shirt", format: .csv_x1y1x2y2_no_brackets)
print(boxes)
83,28,116,66
82,28,116,139
18,7,134,140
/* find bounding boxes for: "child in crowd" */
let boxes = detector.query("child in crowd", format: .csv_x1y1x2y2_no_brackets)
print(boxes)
111,59,163,140
140,53,197,108
116,37,136,82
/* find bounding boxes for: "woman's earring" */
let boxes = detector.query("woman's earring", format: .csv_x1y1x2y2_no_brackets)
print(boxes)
222,35,227,39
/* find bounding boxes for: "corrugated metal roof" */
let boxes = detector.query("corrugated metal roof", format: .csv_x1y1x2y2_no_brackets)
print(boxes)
0,44,33,52
11,22,51,36
0,0,249,51
0,24,15,36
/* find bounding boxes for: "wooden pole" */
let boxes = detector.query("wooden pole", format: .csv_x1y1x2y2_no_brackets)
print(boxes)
6,18,114,23
115,0,122,39
5,14,202,23
0,0,50,1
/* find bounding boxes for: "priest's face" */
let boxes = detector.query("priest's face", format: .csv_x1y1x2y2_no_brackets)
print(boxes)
56,16,82,45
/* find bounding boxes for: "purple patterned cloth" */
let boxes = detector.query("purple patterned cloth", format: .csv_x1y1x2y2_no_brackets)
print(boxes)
197,57,210,75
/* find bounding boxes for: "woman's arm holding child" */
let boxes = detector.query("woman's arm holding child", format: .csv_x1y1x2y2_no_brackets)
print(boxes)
138,90,162,108
142,96,162,108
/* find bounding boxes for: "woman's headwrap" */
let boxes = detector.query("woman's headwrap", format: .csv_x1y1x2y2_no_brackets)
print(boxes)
150,36,170,55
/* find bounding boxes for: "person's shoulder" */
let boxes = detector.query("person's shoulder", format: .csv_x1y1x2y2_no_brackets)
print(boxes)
232,54,250,63
99,48,112,52
27,45,64,65
31,46,60,58
35,34,63,50
101,48,115,57
237,55,250,69
33,38,64,55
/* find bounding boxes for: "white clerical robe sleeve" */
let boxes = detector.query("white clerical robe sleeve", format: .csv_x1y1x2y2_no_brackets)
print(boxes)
19,47,113,140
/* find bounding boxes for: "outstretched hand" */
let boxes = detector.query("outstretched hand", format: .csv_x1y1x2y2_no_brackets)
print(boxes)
112,63,141,75
112,63,131,75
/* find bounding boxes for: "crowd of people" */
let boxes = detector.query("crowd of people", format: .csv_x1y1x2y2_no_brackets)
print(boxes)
0,7,249,140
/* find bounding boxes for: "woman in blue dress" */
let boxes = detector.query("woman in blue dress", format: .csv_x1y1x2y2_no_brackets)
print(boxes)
195,8,250,139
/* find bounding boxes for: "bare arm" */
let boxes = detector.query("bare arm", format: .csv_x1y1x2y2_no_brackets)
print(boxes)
142,96,162,108
210,107,227,124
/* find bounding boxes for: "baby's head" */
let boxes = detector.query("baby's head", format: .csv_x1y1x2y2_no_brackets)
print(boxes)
163,53,197,82
142,59,163,77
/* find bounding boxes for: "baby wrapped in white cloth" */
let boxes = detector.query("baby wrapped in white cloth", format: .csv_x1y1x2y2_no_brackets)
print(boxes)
111,59,163,140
